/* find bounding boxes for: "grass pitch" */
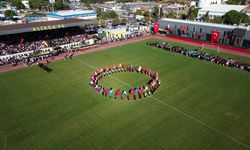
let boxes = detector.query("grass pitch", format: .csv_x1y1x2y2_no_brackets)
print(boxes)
0,39,250,150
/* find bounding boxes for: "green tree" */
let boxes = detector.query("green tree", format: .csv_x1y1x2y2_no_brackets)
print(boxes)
223,10,249,25
96,8,102,18
201,11,210,22
109,10,118,18
29,0,49,9
4,10,17,20
213,16,224,24
152,6,163,21
113,16,120,25
180,13,187,19
12,0,24,9
187,7,199,20
143,11,150,17
144,16,150,22
54,1,69,10
135,9,142,15
121,18,127,24
167,11,177,19
226,0,239,4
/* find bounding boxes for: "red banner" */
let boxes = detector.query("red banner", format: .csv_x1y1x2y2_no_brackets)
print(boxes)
154,23,160,33
211,30,220,43
231,36,235,43
180,26,187,35
180,26,187,32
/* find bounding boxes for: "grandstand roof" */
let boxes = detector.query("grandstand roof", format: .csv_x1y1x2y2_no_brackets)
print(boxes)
0,19,96,36
199,4,246,13
159,18,248,30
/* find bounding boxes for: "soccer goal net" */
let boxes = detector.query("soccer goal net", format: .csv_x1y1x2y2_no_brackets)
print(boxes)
201,43,220,53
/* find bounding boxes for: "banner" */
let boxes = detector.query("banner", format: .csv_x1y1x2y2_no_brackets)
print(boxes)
231,36,235,44
180,26,187,35
154,23,160,33
211,30,220,43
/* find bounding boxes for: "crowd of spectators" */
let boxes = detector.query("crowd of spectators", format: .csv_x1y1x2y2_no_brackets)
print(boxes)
0,26,149,66
0,27,96,56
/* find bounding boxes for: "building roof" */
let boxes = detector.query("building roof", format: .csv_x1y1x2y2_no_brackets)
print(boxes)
159,18,248,30
0,19,96,35
106,28,126,34
47,10,96,19
199,4,246,13
244,5,250,10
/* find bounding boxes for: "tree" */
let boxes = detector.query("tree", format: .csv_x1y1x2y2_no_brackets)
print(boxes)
187,7,199,20
54,1,69,10
109,10,118,18
226,0,240,5
143,11,150,17
213,16,224,24
201,11,210,22
152,6,163,21
180,13,187,19
4,10,17,20
135,9,142,15
223,10,249,25
121,18,127,25
96,8,102,18
144,16,150,23
12,0,25,9
167,11,177,19
29,0,49,9
113,16,120,25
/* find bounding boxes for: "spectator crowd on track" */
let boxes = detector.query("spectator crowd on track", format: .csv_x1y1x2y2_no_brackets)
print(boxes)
148,41,250,72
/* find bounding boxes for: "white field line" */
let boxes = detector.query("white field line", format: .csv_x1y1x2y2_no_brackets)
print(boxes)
0,130,7,150
79,60,250,149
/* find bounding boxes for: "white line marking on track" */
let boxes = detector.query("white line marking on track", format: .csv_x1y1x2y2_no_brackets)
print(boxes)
22,63,28,67
79,60,250,149
0,130,7,150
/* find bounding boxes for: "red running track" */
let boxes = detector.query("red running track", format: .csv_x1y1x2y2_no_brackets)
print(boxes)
158,35,250,57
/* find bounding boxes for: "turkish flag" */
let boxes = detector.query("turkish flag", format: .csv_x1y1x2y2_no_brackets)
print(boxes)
180,26,187,35
231,36,235,43
201,32,205,39
154,23,160,33
211,30,220,43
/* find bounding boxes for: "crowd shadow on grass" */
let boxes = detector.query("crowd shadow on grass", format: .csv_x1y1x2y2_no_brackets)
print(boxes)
0,130,7,150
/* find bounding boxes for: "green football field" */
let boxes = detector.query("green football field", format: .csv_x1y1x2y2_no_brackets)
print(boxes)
0,39,250,150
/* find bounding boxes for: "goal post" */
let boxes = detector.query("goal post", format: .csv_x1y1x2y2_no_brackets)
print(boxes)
201,43,220,53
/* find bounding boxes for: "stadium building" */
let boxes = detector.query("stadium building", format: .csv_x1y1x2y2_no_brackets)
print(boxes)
0,19,96,60
157,18,250,49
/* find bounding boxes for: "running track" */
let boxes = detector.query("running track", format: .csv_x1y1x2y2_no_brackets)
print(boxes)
0,34,249,73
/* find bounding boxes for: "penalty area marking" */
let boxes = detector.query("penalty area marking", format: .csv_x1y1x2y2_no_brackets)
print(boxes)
79,59,250,149
0,130,7,150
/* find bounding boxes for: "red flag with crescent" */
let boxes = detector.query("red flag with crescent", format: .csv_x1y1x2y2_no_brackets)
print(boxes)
154,23,160,33
211,30,220,43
